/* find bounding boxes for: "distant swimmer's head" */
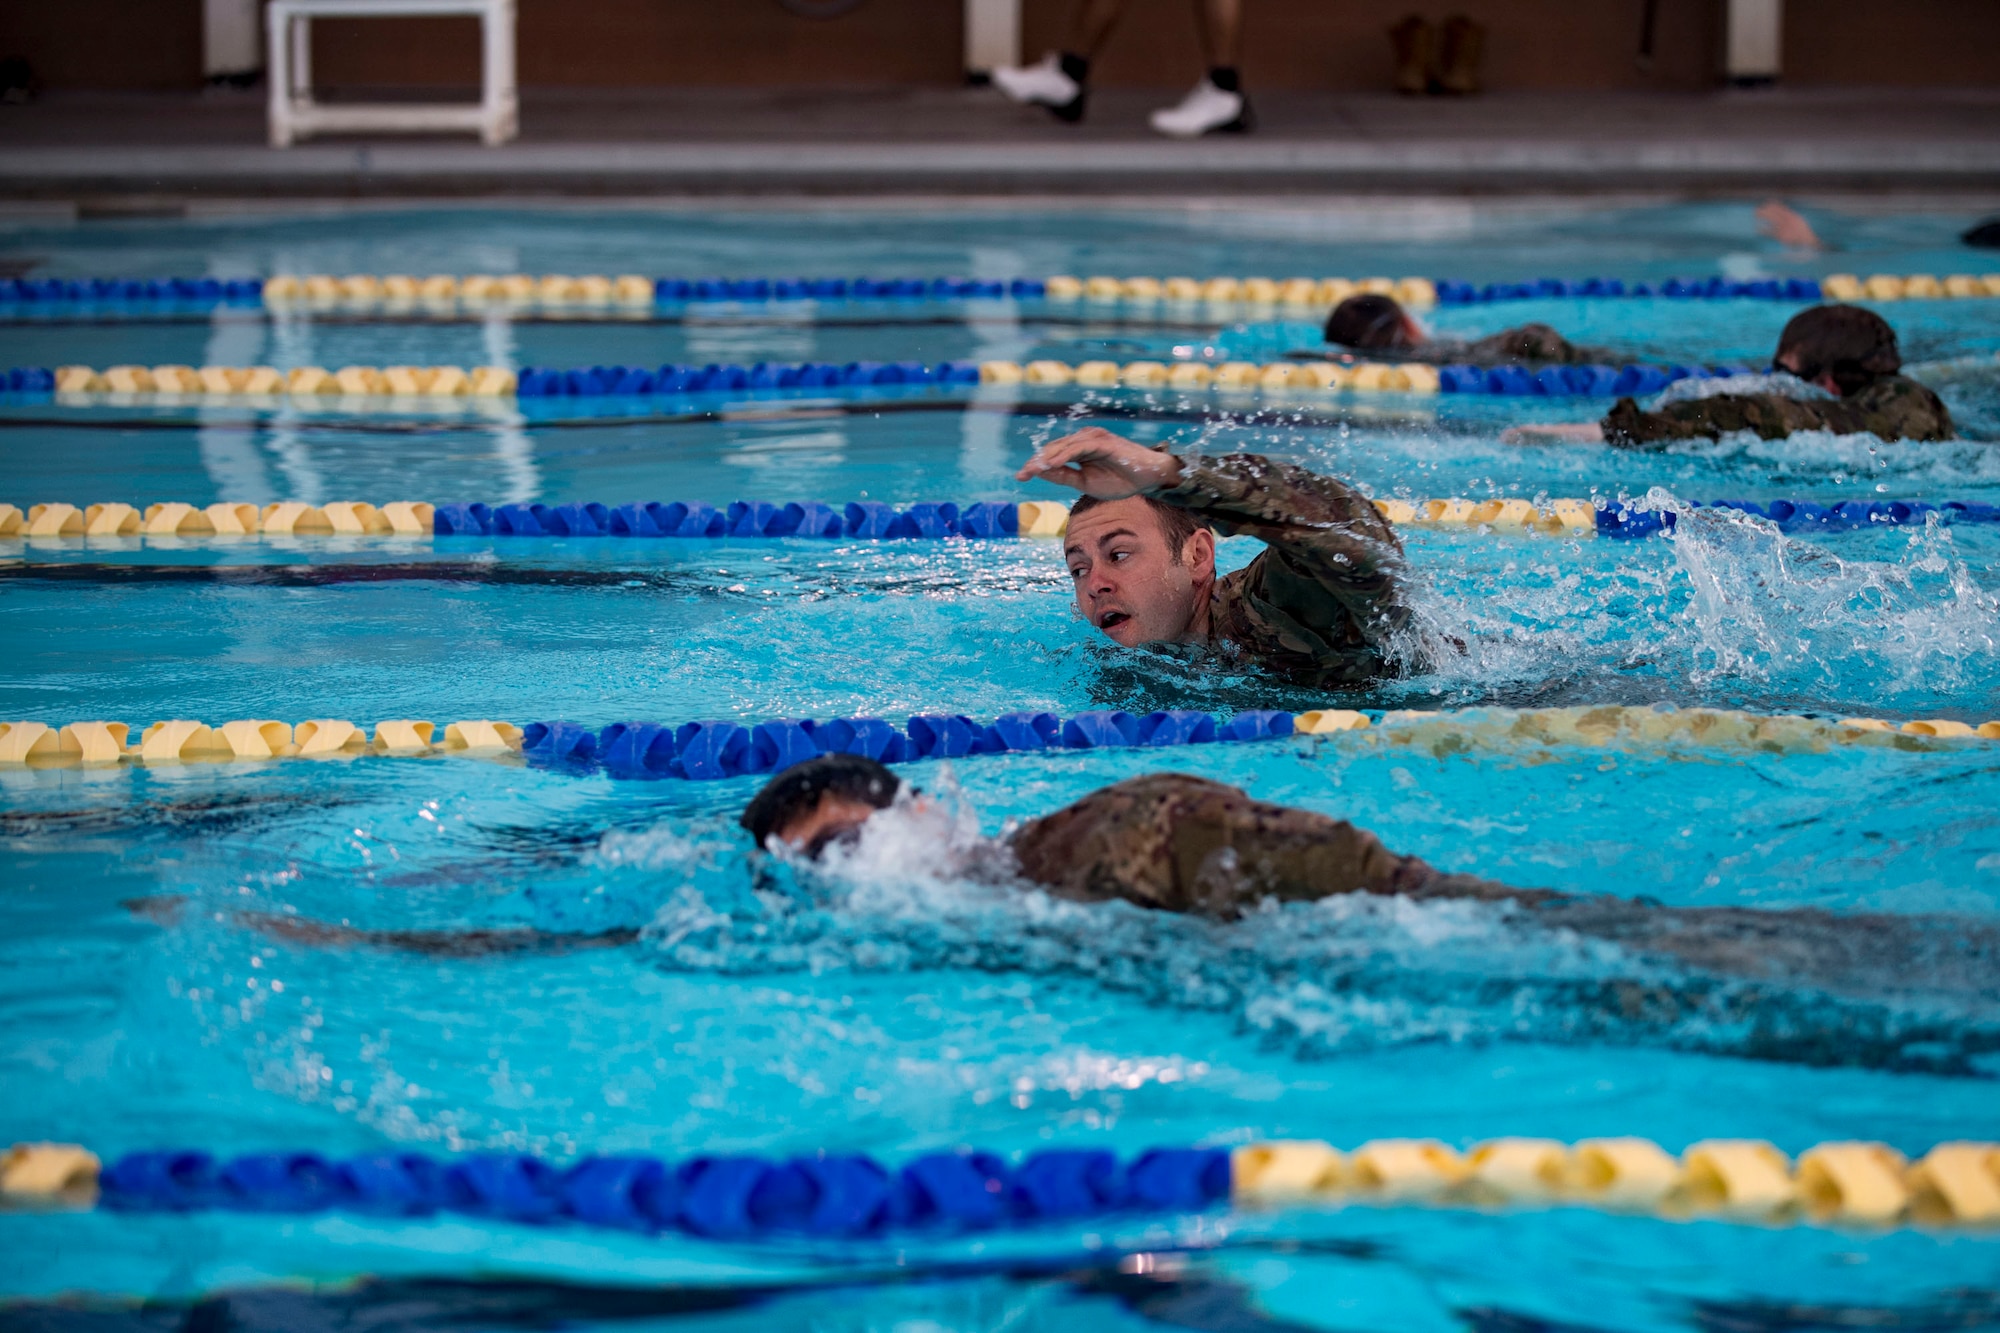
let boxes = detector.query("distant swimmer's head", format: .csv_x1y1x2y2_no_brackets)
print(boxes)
1774,304,1901,397
740,754,903,859
1324,294,1421,352
1064,493,1217,647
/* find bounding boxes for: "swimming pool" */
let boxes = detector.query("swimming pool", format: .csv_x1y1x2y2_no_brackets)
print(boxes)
3,198,1999,1331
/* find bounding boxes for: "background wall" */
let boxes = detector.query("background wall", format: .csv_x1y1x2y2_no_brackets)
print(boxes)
1785,0,2000,87
310,0,962,90
0,0,205,92
1019,0,1725,92
4,0,1998,93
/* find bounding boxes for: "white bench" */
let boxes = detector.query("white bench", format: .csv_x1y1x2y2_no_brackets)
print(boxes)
267,0,517,147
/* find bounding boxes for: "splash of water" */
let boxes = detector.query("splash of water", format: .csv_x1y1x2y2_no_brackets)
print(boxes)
1653,372,1831,407
1668,496,2000,694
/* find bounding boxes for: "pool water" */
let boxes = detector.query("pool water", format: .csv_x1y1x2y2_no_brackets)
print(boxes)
3,199,2000,1331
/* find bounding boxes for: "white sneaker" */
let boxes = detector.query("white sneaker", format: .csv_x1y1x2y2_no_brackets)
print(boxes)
1149,80,1251,137
993,54,1086,122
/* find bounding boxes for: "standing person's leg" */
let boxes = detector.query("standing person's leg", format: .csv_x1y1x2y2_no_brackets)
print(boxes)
1192,0,1243,69
992,0,1130,124
1068,0,1130,60
1150,0,1253,138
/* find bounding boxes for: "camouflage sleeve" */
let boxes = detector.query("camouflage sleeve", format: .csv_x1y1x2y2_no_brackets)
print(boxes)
1852,376,1955,441
1604,378,1955,448
1601,393,1831,448
1007,773,1520,916
1152,453,1414,680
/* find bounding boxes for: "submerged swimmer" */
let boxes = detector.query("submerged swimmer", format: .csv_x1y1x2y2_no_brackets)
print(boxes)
1317,292,1614,367
1505,304,1954,446
746,755,2000,1012
1015,427,1417,686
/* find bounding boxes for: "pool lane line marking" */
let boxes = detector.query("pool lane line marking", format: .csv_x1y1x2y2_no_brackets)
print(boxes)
2,707,1993,771
6,1136,1997,1233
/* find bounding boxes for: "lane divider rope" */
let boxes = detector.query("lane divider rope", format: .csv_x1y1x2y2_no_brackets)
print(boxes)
6,273,1996,313
10,358,1826,402
5,496,1995,544
2,707,1992,773
5,1137,1996,1235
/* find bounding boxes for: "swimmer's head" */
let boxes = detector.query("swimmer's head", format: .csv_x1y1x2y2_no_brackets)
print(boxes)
1064,493,1217,647
1324,294,1421,351
740,754,902,859
1774,304,1901,397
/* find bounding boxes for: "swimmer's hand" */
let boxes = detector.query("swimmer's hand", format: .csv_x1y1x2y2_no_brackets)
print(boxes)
1015,427,1183,498
1755,199,1824,251
1501,422,1606,444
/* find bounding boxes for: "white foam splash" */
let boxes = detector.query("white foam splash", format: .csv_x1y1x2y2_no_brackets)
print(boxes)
1653,371,1831,407
591,824,717,871
1669,499,2000,692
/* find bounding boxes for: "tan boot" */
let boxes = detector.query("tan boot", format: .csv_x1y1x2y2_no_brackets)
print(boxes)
1435,14,1485,95
1387,15,1434,96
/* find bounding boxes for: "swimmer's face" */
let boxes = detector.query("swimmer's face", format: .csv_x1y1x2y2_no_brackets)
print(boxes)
1774,348,1844,396
770,791,885,860
1064,498,1216,648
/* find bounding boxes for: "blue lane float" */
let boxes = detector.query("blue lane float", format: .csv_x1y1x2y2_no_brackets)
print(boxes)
1437,362,1760,396
651,277,1047,302
1593,498,2000,539
1433,277,1824,304
513,360,982,397
513,707,1296,783
96,1143,1232,1238
0,367,56,392
430,499,1017,541
0,277,265,307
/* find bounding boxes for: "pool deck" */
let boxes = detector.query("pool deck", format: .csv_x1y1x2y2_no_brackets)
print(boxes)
4,86,2000,205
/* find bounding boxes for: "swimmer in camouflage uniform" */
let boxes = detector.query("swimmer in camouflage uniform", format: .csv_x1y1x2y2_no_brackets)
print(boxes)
125,758,1999,1072
1016,427,1417,687
1317,292,1616,367
741,757,2000,1050
1506,304,1954,446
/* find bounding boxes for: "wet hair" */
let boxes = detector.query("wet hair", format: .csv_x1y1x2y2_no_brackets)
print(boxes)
1323,294,1413,350
1068,493,1205,563
739,753,901,850
1775,304,1901,396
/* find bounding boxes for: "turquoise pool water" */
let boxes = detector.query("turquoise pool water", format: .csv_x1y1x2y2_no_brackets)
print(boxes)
3,199,2000,1331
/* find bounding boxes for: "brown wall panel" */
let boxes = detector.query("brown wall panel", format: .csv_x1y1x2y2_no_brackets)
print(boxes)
1785,0,2000,86
1020,0,1722,92
10,0,1999,92
313,17,483,88
314,0,962,89
0,0,202,91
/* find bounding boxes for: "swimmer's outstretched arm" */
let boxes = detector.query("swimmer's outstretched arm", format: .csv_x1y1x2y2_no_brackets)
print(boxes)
123,896,637,957
1500,421,1606,444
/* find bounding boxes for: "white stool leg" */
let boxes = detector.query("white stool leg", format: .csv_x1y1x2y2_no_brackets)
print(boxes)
483,0,518,145
266,5,292,146
292,12,313,108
